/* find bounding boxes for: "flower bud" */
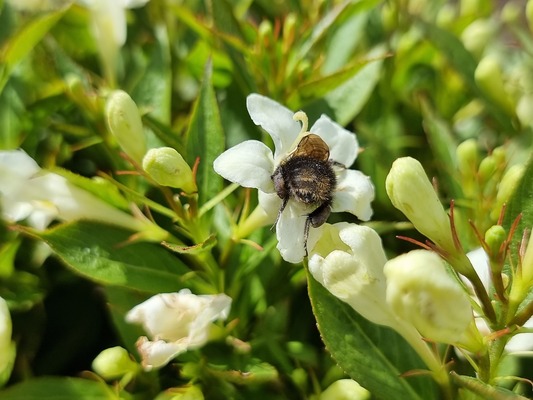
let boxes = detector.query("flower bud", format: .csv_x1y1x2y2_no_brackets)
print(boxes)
517,94,533,128
154,385,205,400
384,250,479,349
320,379,370,400
142,147,197,193
0,297,15,387
490,164,525,221
92,346,139,380
386,157,455,252
461,19,496,57
484,225,506,259
456,139,479,176
475,55,515,115
105,90,147,164
477,155,497,185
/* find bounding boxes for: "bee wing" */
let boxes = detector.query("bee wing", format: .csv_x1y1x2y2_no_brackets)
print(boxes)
292,134,330,161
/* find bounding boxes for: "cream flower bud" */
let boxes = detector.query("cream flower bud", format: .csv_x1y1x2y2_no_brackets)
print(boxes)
0,297,15,386
461,19,496,57
143,147,197,193
319,379,370,400
490,164,525,221
384,250,477,347
475,55,515,115
105,90,147,164
92,346,139,380
386,157,455,252
125,289,232,371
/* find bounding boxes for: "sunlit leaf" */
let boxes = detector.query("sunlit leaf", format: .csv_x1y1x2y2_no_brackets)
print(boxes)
30,221,190,293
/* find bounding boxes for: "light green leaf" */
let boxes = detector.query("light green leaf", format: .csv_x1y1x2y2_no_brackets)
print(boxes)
30,221,190,293
308,272,437,400
451,373,529,400
0,6,68,93
162,234,217,255
185,61,225,206
0,377,117,400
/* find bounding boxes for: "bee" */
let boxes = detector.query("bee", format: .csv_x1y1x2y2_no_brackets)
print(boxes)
271,134,337,256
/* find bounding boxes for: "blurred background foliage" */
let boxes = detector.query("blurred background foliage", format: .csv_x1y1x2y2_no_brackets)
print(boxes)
0,0,532,398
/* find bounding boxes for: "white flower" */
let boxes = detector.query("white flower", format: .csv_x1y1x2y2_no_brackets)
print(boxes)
76,0,150,84
467,248,533,353
309,223,406,328
0,150,164,238
384,250,478,348
214,94,374,263
125,289,232,371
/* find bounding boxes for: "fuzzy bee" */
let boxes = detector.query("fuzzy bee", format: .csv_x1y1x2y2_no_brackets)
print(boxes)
271,134,337,255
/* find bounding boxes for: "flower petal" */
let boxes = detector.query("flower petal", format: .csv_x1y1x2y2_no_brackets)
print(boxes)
213,140,275,193
310,115,359,167
257,191,281,221
135,336,188,371
332,169,374,221
275,204,309,263
246,94,301,160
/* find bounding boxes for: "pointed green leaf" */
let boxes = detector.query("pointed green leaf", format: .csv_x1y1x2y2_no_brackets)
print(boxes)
162,234,217,255
0,6,68,93
0,377,116,400
185,61,225,206
31,221,190,293
308,272,437,400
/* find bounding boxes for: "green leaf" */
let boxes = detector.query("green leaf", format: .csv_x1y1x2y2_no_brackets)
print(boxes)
30,220,190,293
307,272,437,400
162,234,217,255
0,6,68,93
305,52,383,125
0,377,116,400
451,373,529,400
185,61,225,206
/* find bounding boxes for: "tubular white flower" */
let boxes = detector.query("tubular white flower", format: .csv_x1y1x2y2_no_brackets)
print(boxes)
309,223,408,328
76,0,150,84
0,150,165,239
384,250,478,348
214,94,375,263
125,289,232,371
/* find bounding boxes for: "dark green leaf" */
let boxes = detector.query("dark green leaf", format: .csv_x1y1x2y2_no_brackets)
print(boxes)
307,271,437,400
0,377,116,400
185,61,225,206
162,234,217,255
31,221,190,293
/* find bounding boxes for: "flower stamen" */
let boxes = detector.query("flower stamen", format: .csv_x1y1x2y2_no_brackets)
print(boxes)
288,111,310,153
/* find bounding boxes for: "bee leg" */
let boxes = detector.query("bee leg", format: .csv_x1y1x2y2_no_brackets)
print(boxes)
271,197,289,231
303,216,311,257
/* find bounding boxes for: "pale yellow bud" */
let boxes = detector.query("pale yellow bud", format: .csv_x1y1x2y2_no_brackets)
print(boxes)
461,19,496,58
384,250,478,348
386,157,455,252
475,55,515,115
143,147,197,193
105,90,147,164
92,346,139,380
0,297,15,386
320,379,370,400
490,164,525,221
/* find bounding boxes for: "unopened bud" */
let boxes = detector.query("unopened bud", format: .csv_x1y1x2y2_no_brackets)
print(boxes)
484,225,506,258
475,55,515,115
456,139,479,176
527,0,533,32
154,385,205,400
461,19,495,57
105,90,147,164
143,147,197,193
92,346,139,380
320,379,370,400
386,157,455,252
490,164,525,221
478,155,497,185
